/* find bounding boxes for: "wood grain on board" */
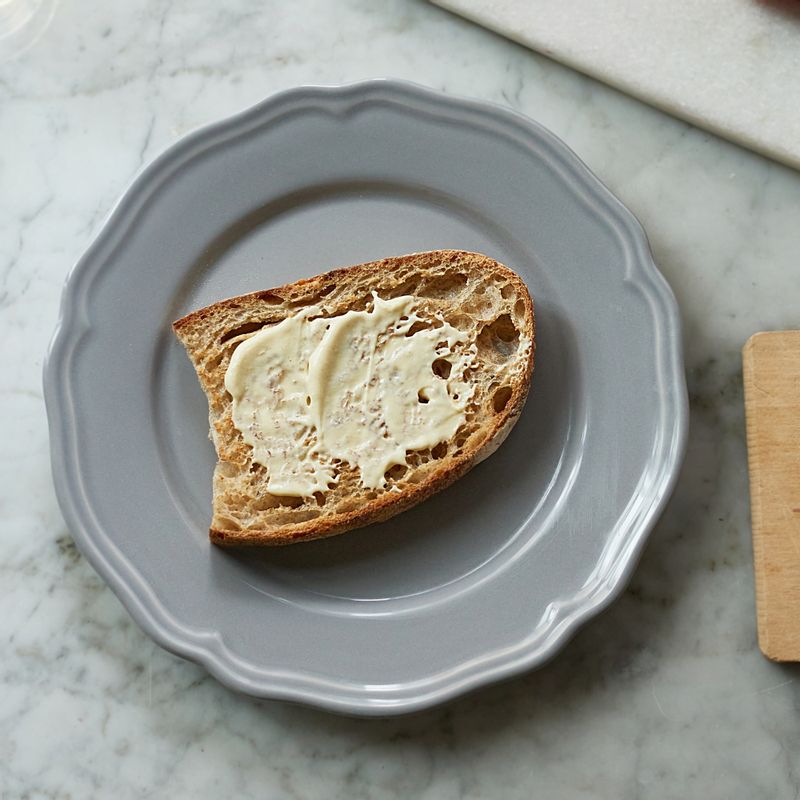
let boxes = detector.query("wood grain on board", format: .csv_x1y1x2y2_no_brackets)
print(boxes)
743,331,800,661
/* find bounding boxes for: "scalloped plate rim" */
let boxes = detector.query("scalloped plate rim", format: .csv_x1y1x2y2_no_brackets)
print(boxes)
43,79,688,715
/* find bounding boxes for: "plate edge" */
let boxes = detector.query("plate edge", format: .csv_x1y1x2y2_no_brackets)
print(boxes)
42,78,689,716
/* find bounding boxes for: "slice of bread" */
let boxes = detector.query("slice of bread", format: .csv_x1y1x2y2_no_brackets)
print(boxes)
173,250,535,546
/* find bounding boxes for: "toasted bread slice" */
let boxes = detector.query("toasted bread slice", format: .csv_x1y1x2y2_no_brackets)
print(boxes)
173,250,535,545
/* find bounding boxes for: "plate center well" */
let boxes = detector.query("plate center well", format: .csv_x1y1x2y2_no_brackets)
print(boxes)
154,183,580,606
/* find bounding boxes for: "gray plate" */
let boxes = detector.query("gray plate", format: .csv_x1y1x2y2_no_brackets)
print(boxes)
44,80,687,715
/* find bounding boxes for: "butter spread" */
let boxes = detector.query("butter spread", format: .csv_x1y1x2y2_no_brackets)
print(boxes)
224,295,475,498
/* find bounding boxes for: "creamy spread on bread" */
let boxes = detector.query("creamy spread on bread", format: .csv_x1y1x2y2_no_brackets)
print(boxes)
224,295,476,498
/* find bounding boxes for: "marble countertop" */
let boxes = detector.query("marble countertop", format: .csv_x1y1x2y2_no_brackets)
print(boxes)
3,0,799,796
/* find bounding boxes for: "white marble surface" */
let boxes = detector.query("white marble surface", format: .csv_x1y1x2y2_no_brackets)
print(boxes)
2,0,800,797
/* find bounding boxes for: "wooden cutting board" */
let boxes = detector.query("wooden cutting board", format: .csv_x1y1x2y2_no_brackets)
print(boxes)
743,331,800,661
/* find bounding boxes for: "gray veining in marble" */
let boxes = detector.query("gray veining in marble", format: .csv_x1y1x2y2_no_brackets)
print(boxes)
2,0,800,797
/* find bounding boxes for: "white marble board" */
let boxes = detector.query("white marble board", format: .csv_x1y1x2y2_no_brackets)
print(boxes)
432,0,800,171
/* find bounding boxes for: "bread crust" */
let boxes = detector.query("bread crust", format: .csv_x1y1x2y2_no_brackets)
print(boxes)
173,250,535,546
